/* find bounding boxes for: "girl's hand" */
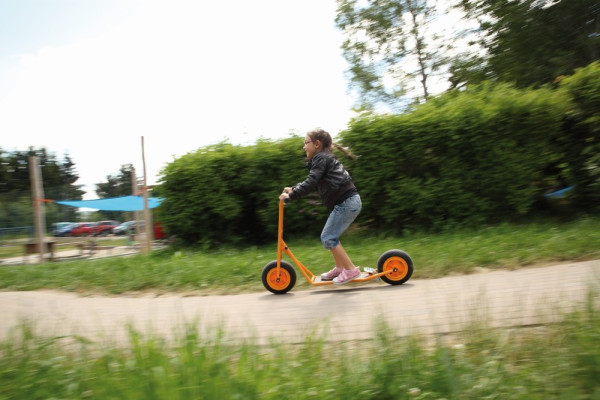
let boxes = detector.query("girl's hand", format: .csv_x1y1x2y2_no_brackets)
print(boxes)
282,187,293,194
279,192,290,202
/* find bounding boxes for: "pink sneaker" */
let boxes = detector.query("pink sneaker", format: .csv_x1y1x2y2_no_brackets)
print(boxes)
321,266,342,281
333,267,360,285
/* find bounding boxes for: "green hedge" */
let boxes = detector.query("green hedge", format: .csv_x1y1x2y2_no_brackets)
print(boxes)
558,61,600,209
157,139,330,247
157,62,599,245
341,83,569,231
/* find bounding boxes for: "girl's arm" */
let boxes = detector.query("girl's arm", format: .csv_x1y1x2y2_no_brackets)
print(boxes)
289,155,327,200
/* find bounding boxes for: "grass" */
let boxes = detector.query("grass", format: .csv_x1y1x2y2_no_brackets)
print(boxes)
0,216,599,295
1,216,599,398
1,293,599,399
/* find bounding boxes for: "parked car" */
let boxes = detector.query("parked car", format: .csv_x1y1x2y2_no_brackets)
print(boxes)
52,222,72,231
52,222,76,237
113,220,144,235
70,222,96,237
154,221,165,240
93,220,120,236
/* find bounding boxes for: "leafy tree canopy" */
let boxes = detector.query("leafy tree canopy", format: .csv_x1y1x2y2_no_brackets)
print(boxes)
453,0,600,88
336,0,599,110
0,147,85,227
0,147,84,200
95,164,137,199
336,0,455,111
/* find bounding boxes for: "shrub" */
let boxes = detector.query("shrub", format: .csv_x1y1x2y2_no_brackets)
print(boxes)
341,82,568,232
158,139,328,246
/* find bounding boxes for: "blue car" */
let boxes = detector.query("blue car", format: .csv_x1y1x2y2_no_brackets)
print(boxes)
52,222,77,237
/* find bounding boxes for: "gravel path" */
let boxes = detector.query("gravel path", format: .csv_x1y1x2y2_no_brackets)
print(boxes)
0,259,598,345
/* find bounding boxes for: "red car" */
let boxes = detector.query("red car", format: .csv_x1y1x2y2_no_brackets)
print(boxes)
70,222,96,236
93,220,120,236
154,221,165,240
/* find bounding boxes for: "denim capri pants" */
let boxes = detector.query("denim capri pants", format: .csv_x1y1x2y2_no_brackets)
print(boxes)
320,194,362,249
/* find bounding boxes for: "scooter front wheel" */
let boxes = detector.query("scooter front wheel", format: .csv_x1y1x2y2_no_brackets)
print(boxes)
262,260,297,294
377,249,413,285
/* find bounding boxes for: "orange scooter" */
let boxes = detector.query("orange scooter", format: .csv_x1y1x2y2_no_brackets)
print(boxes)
261,198,414,294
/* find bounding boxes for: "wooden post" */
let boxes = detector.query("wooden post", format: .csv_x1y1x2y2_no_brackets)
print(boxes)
29,156,47,262
130,164,140,239
141,136,153,253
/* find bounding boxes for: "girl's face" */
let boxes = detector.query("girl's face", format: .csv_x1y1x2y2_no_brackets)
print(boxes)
303,134,321,159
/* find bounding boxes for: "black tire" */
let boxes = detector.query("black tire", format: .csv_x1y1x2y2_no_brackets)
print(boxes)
377,249,413,285
262,260,296,294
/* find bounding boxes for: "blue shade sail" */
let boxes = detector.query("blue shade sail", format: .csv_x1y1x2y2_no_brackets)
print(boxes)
56,196,163,211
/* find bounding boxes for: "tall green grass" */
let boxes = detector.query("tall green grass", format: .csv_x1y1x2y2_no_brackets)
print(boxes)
0,216,599,294
2,294,599,399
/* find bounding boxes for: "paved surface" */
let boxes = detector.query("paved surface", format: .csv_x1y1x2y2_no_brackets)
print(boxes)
0,260,598,345
1,241,144,266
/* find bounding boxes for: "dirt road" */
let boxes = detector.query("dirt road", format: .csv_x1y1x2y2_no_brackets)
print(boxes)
0,260,598,345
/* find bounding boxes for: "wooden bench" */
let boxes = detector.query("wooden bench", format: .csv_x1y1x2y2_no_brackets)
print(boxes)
75,241,115,257
24,241,56,260
76,240,97,256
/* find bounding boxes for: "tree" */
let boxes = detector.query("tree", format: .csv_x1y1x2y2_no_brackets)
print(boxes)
454,0,600,88
0,147,85,227
95,164,136,198
336,0,455,111
94,164,137,221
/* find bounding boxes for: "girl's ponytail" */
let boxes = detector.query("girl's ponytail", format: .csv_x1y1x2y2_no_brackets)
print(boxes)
332,142,358,160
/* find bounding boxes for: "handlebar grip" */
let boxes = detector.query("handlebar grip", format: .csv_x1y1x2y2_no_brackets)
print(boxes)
283,197,290,204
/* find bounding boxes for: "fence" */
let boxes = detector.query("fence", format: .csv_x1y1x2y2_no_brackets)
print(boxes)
0,226,33,242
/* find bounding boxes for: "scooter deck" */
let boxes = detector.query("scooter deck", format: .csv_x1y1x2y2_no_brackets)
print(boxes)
312,272,379,284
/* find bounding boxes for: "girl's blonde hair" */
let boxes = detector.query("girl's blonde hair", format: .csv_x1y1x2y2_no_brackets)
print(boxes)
307,128,357,160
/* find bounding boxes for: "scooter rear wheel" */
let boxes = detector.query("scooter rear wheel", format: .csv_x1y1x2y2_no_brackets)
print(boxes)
262,260,297,294
377,249,413,285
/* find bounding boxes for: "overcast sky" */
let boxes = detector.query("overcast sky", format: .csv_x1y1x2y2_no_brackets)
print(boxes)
0,0,358,199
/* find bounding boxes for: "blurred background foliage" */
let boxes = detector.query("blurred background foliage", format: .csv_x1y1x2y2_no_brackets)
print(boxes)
0,148,84,229
335,0,599,110
454,0,599,89
156,0,599,246
157,138,329,247
157,62,600,245
2,0,598,246
0,151,141,229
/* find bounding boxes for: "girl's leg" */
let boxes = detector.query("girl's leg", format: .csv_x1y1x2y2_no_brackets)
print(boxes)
321,195,362,272
330,242,355,270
